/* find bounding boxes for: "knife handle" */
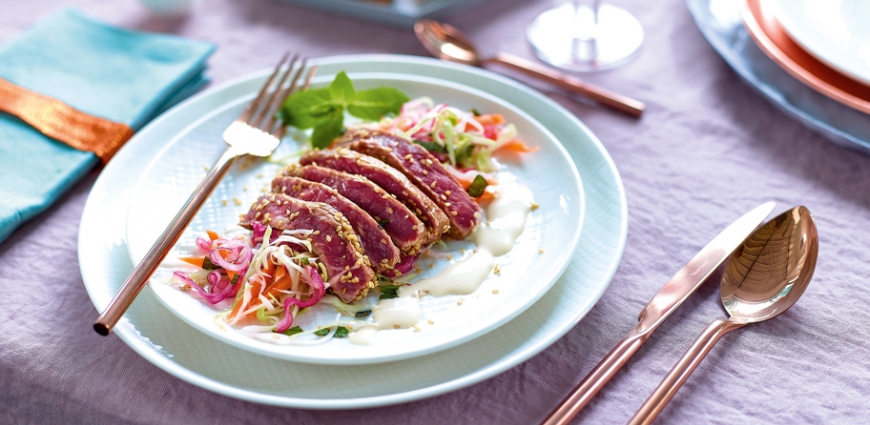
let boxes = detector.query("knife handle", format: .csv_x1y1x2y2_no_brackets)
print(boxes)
627,319,745,425
541,330,651,425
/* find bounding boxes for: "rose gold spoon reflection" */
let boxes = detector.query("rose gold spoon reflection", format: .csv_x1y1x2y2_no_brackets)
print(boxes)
628,206,819,425
413,19,645,117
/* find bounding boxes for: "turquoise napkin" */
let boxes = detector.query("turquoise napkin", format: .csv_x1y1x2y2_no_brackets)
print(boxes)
0,9,215,243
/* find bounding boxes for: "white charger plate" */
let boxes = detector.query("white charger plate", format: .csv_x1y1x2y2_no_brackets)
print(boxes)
125,73,584,364
774,0,870,86
79,55,627,408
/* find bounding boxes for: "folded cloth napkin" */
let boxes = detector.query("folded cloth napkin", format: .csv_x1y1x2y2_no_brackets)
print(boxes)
0,9,215,242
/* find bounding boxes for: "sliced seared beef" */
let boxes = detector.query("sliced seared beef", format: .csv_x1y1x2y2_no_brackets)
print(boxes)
272,176,400,273
239,193,375,303
282,164,427,256
300,149,449,245
343,129,481,239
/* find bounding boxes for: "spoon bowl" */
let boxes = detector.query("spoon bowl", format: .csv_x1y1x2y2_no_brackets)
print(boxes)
721,206,817,322
629,206,818,425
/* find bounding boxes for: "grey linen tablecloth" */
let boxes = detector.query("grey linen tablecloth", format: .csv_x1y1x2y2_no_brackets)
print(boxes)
2,0,869,423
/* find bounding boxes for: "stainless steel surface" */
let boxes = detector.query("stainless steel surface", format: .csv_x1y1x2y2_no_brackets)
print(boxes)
541,201,776,425
93,54,312,335
628,206,818,425
414,19,646,117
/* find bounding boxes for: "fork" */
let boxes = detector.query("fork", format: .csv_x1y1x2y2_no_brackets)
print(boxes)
94,54,317,336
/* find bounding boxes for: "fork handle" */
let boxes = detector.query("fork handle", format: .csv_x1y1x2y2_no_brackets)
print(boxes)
627,319,745,425
485,53,645,117
542,329,651,425
93,147,240,335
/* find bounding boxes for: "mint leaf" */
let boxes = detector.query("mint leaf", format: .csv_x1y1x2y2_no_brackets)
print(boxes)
314,327,330,337
279,326,303,336
348,87,410,121
310,108,345,149
281,88,335,129
329,71,355,105
334,326,350,338
280,71,410,149
379,285,401,300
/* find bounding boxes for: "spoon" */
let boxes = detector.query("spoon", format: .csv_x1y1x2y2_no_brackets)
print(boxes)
628,206,818,425
414,19,646,117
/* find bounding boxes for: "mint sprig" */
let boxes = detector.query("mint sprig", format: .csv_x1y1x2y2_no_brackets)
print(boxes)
281,71,409,149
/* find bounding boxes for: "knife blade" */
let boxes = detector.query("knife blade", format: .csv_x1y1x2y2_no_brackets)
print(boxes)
541,201,776,425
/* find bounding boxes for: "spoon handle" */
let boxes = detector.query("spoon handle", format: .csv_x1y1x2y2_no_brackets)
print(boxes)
627,319,745,425
486,53,646,117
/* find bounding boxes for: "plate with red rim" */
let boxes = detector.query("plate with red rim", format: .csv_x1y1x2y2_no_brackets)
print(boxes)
124,71,584,365
79,54,626,407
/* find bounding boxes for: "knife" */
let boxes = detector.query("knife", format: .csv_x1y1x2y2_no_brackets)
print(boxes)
541,201,776,425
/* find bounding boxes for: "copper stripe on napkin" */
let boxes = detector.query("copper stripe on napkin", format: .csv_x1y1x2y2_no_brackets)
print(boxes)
0,77,133,163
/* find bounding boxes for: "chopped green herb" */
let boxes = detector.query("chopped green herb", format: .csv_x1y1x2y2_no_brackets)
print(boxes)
467,174,489,198
355,310,372,318
413,140,447,154
314,326,350,337
281,71,409,148
376,218,390,227
300,256,310,266
334,326,350,338
379,284,401,300
231,274,239,285
201,256,220,270
470,108,481,116
279,326,304,336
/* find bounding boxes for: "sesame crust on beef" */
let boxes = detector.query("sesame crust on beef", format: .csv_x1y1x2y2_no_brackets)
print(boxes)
282,164,428,256
239,193,375,303
300,149,449,245
272,175,400,273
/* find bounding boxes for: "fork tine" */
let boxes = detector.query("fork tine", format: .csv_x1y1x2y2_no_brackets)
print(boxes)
265,58,308,132
238,52,289,123
302,66,318,90
250,54,299,128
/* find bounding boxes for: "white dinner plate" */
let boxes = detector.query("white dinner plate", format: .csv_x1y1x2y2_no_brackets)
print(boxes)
774,0,870,86
79,55,627,409
125,73,584,364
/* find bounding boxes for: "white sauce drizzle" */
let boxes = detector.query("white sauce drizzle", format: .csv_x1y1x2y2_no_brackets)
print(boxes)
347,325,378,345
347,183,535,345
472,185,535,257
398,250,495,297
373,295,422,330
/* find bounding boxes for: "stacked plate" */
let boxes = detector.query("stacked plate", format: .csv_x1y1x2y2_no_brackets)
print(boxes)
687,0,870,153
79,55,628,408
742,0,870,115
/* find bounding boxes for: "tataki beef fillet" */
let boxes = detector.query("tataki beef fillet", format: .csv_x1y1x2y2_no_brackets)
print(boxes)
341,129,482,239
300,148,449,245
281,164,427,256
239,193,376,303
272,175,401,273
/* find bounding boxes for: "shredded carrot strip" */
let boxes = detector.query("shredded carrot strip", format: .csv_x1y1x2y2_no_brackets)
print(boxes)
180,257,205,268
496,139,539,153
206,230,220,241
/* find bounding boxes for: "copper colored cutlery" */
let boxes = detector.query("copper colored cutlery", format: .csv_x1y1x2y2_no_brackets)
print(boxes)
542,203,818,424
